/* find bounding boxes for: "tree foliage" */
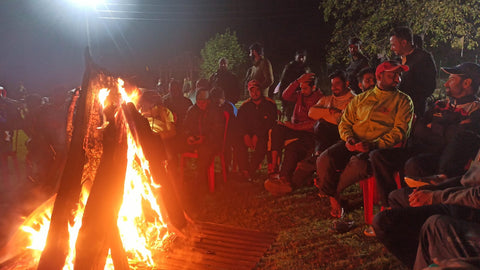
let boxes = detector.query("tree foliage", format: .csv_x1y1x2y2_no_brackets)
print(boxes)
200,29,248,79
319,0,480,66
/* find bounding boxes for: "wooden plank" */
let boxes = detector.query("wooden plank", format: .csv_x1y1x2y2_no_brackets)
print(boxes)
193,237,271,253
168,249,255,267
196,226,276,243
188,246,260,261
160,255,252,270
193,233,274,249
197,222,277,238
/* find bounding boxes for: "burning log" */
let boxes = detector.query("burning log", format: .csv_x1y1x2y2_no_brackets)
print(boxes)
37,49,98,270
74,106,129,269
0,47,196,269
122,102,188,232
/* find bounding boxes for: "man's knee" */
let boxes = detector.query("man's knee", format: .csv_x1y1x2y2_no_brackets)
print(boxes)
372,210,390,239
420,214,446,239
389,188,413,209
369,149,382,162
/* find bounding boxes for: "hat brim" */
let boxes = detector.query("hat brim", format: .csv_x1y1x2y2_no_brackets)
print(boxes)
385,65,409,73
441,67,463,75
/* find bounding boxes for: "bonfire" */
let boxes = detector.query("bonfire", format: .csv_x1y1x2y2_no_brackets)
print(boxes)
0,50,186,269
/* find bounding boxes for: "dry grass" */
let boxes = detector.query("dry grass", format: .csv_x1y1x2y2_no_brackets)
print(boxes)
181,165,408,270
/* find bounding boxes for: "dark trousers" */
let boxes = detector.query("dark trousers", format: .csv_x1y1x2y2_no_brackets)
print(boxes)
369,148,409,206
373,204,480,269
270,124,314,152
315,141,369,199
236,134,269,176
406,130,480,178
313,120,341,154
415,214,480,269
280,139,314,182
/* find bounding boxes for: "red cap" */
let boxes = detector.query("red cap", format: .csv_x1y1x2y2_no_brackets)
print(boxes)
248,80,260,90
375,60,409,77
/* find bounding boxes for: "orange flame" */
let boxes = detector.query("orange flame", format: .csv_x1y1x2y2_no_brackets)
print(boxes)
17,78,170,269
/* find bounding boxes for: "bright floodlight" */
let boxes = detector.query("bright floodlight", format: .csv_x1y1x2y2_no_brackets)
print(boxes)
70,0,104,7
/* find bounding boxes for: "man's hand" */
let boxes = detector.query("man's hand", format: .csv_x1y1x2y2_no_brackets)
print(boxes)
297,73,315,84
243,134,253,148
355,141,373,153
409,189,434,207
345,137,357,152
187,135,204,145
251,134,258,150
328,107,342,114
282,121,295,129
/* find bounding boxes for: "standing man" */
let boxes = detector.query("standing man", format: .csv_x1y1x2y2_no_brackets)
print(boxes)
236,80,277,181
209,57,241,104
163,79,193,132
244,42,274,98
315,61,414,218
390,26,437,116
277,50,311,121
346,37,370,95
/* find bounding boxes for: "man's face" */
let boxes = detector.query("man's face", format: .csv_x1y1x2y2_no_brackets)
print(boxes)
348,44,359,56
330,77,349,96
444,74,468,99
169,84,181,96
377,71,401,91
390,36,407,56
196,98,209,111
249,49,259,62
249,86,261,101
300,82,313,96
295,54,306,64
219,59,228,71
359,73,376,92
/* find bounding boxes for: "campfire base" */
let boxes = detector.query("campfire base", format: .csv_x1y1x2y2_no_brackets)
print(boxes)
155,222,277,270
0,222,276,270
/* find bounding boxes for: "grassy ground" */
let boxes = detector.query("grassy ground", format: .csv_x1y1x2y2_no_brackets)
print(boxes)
179,160,408,270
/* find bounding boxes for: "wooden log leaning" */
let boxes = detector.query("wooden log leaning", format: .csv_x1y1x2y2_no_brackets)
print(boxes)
74,107,129,269
122,102,188,232
37,48,95,270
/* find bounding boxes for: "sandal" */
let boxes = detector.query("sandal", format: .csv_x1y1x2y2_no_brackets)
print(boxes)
329,197,344,218
363,225,376,237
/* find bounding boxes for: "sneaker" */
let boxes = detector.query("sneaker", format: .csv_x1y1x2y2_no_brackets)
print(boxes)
264,177,292,196
363,225,376,237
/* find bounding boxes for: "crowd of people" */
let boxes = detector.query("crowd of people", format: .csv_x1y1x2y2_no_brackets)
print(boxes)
2,25,480,269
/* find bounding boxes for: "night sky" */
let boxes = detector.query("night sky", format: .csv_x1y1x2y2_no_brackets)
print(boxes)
0,0,331,96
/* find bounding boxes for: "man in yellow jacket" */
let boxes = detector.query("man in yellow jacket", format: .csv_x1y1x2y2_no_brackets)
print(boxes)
315,60,414,218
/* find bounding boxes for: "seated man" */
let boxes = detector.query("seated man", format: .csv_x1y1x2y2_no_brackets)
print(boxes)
315,61,414,218
182,88,225,182
209,87,237,172
356,67,376,93
405,62,480,182
236,80,277,181
265,73,323,195
309,70,355,155
373,149,480,269
268,73,322,173
264,73,322,195
267,70,356,194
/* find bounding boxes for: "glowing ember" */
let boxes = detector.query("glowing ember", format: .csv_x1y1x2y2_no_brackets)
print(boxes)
16,77,171,269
